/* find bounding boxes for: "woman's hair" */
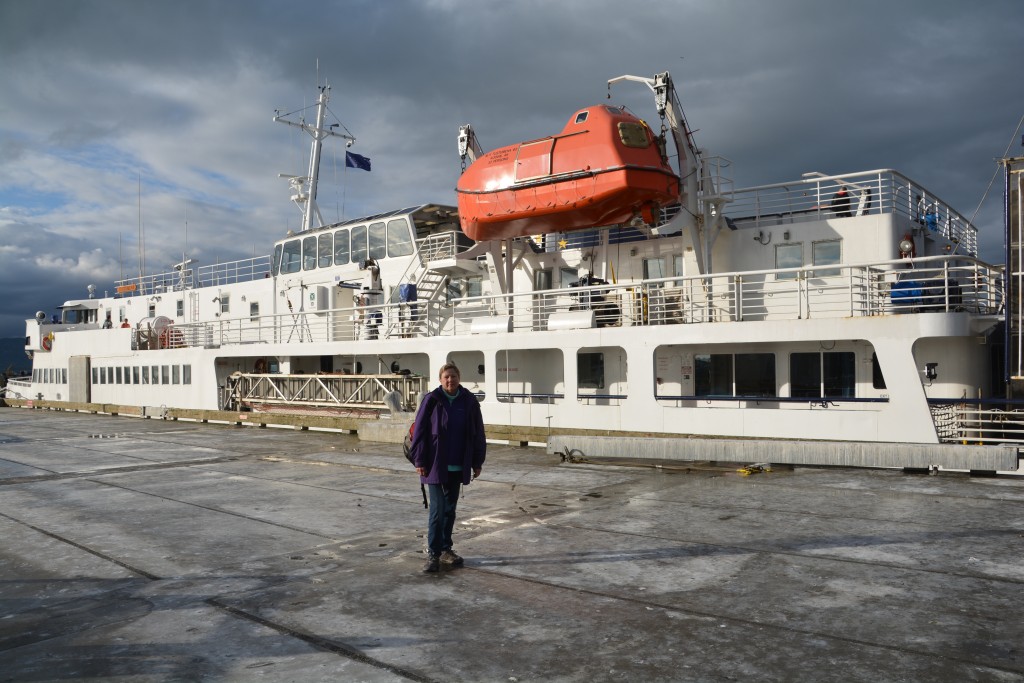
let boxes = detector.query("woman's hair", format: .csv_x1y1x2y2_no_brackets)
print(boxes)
438,362,461,380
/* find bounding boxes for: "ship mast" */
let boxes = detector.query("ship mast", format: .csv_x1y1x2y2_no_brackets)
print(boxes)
274,85,355,232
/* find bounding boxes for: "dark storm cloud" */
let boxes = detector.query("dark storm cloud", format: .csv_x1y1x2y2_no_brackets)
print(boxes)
0,0,1021,339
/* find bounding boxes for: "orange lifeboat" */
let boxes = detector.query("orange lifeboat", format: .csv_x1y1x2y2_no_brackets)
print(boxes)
456,105,680,241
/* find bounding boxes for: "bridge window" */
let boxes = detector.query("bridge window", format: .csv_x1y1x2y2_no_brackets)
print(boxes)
272,243,282,276
351,225,367,264
369,222,387,260
387,218,413,257
333,228,350,265
281,239,301,274
318,233,333,268
302,236,317,271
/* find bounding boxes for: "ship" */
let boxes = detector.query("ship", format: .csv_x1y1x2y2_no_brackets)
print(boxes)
14,71,1023,472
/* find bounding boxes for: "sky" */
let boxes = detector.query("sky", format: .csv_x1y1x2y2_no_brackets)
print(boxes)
1,0,1022,339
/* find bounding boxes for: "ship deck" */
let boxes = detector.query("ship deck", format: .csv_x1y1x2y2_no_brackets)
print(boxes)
1,407,1023,681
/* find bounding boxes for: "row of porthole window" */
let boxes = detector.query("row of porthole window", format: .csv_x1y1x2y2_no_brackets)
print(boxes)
92,365,193,386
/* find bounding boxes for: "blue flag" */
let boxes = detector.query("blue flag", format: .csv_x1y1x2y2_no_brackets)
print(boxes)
345,151,371,172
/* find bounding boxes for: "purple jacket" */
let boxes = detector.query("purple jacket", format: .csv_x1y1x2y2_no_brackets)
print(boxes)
410,386,486,485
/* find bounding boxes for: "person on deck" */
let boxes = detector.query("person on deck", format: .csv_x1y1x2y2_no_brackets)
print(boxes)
409,362,486,573
831,185,852,218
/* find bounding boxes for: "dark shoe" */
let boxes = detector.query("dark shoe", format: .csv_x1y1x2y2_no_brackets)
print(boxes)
440,550,464,567
422,555,440,573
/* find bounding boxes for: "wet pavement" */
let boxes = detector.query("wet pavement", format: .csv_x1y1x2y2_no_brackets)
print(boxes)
1,407,1023,682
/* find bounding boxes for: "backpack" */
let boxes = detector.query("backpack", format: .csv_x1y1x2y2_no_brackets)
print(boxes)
404,395,436,508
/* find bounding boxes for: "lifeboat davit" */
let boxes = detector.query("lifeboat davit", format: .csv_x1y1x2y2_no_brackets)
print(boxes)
456,105,680,241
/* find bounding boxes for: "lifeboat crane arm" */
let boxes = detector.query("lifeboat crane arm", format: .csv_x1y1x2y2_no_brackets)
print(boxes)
608,71,712,274
458,124,484,171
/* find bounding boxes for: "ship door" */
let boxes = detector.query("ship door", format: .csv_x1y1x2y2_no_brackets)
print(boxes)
516,139,554,183
68,355,91,403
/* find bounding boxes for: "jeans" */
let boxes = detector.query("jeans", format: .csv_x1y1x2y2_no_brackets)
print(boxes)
426,471,462,557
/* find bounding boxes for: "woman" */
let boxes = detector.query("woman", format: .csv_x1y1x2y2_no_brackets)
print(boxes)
410,362,486,573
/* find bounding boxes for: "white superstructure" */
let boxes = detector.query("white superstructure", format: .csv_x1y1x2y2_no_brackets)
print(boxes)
22,72,1017,462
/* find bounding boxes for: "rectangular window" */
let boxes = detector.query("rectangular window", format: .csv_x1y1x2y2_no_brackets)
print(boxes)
368,221,387,260
220,295,230,314
643,257,666,280
151,366,159,384
735,353,776,397
790,352,855,398
99,368,106,385
351,225,368,264
183,365,192,385
172,365,180,385
695,354,733,396
387,218,414,257
302,235,318,271
107,367,114,384
142,366,149,384
318,232,333,268
333,228,350,265
162,366,170,385
116,367,123,384
790,352,820,397
250,302,259,321
775,243,803,280
577,352,605,389
133,366,140,385
823,352,855,397
281,239,301,274
272,243,283,276
812,239,842,277
176,299,184,317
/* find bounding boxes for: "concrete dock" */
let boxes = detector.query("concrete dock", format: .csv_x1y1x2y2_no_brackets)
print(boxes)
1,407,1023,682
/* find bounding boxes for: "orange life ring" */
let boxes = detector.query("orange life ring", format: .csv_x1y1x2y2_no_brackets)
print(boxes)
41,334,53,351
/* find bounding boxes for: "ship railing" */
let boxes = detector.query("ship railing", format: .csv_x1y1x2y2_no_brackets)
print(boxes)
417,231,475,263
165,254,1002,347
930,398,1024,447
227,373,429,412
197,256,271,288
2,377,33,399
725,169,978,256
113,255,271,298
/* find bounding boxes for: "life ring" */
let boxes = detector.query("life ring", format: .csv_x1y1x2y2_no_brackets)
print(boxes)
41,333,53,351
